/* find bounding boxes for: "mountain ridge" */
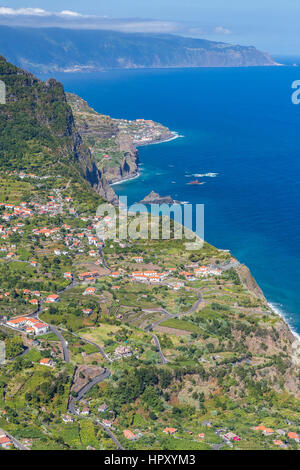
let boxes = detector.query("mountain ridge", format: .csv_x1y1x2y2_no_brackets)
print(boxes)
0,26,277,74
0,55,118,204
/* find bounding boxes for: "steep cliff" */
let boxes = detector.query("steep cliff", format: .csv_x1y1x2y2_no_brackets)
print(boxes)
68,93,176,186
0,55,118,204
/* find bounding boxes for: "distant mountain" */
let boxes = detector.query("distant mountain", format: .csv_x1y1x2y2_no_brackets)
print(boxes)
0,25,277,73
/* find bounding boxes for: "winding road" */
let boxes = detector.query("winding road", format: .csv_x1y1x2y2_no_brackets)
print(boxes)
70,332,112,363
68,368,111,415
151,333,168,364
144,289,203,364
67,367,124,450
50,326,70,363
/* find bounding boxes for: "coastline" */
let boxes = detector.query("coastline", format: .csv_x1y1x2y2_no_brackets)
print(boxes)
109,130,300,346
110,171,141,186
268,302,300,343
109,131,182,186
136,131,183,147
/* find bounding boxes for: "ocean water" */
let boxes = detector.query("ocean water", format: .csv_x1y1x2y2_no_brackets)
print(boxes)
47,65,300,334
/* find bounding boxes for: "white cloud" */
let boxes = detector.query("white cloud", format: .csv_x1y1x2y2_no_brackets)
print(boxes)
214,26,232,35
0,7,232,38
60,10,84,17
0,7,48,16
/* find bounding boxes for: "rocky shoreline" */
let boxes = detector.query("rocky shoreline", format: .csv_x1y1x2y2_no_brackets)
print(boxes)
67,92,179,192
109,132,181,185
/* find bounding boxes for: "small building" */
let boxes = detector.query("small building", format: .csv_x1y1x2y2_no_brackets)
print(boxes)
163,427,177,435
40,358,54,367
83,287,96,296
0,436,12,449
82,308,93,316
263,428,274,436
45,294,60,303
62,415,74,423
102,420,112,428
273,439,285,447
98,404,109,413
223,431,240,441
123,430,136,441
115,345,132,358
111,272,121,278
64,272,73,279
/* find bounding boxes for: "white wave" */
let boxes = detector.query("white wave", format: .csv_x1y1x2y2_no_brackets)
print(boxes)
268,302,300,342
193,172,218,178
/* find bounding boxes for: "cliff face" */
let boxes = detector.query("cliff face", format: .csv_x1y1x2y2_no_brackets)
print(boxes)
0,56,118,204
236,264,266,301
0,26,278,74
67,93,150,184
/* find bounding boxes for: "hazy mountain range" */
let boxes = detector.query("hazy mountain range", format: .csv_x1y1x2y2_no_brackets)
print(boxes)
0,25,277,73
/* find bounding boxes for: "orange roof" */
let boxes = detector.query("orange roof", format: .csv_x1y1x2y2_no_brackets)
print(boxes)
123,430,136,440
163,427,177,434
273,440,284,446
34,322,47,328
0,436,11,445
254,425,266,431
40,358,51,364
7,317,27,324
288,432,299,439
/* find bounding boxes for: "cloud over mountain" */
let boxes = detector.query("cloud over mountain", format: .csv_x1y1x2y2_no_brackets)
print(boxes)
0,7,232,36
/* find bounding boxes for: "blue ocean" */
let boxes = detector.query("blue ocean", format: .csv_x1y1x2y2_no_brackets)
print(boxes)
46,65,300,334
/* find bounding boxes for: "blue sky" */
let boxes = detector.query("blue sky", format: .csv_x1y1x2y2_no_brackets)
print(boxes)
0,1,299,54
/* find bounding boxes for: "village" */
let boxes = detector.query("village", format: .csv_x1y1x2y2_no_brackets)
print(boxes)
0,174,299,451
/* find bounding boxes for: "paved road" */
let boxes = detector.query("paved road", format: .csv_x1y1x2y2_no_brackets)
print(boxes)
7,346,30,362
143,290,203,365
71,332,112,363
151,333,168,364
28,281,78,363
68,368,111,413
77,369,111,400
50,326,70,363
145,290,203,332
99,247,109,270
100,425,124,450
67,368,124,450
